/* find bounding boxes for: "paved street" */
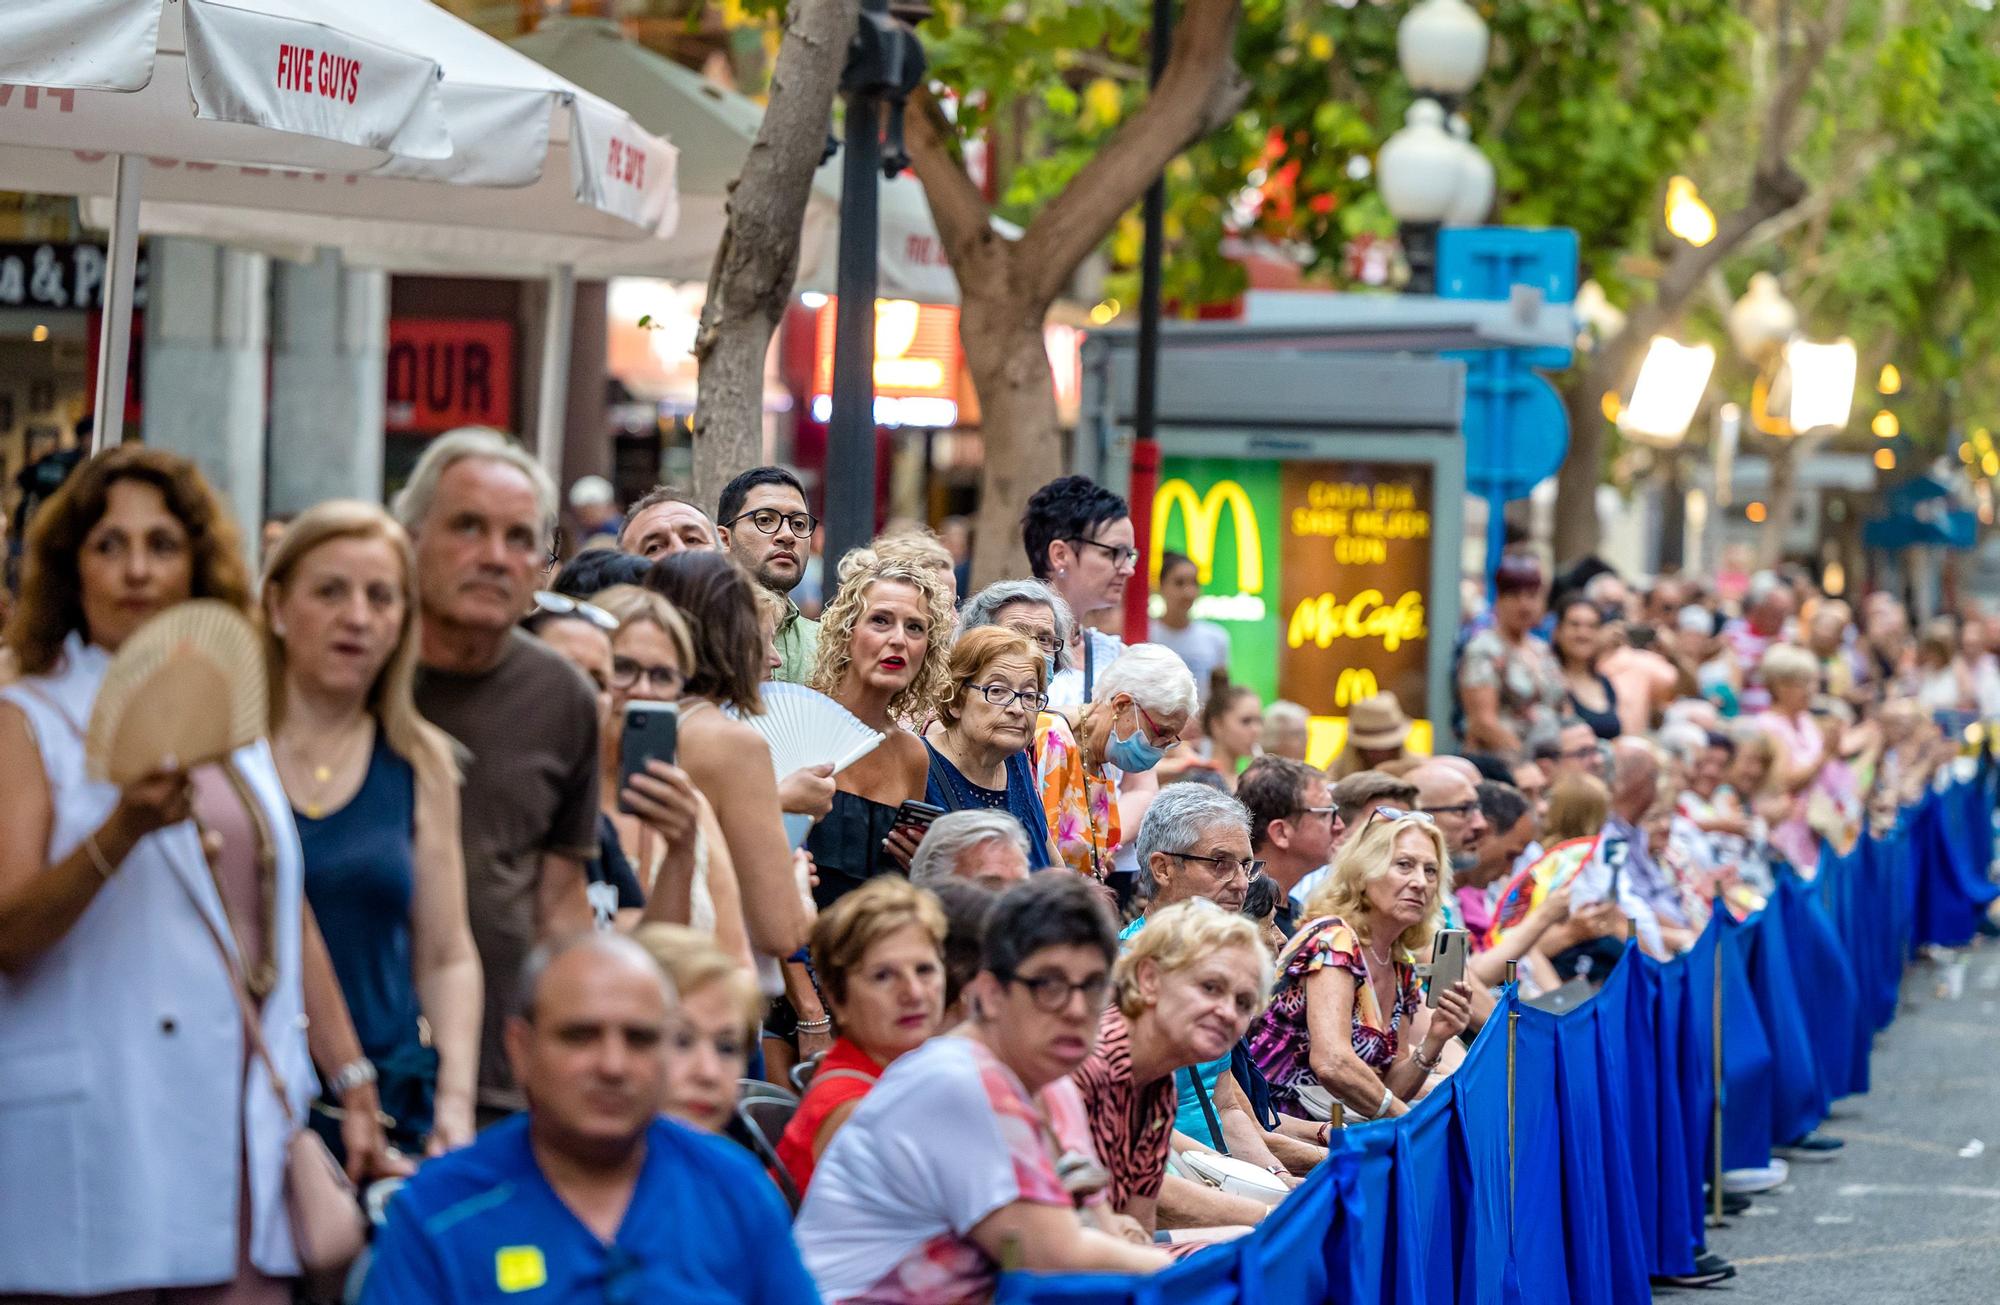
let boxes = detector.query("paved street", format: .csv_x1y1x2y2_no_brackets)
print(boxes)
1705,943,2000,1301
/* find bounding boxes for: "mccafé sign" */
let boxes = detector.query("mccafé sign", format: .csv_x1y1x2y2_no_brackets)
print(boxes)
1154,457,1435,765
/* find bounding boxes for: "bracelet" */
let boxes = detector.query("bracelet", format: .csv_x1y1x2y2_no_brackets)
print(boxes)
1412,1043,1444,1073
327,1058,378,1100
1315,1122,1332,1147
82,833,118,881
1375,1087,1395,1120
1266,1164,1288,1178
795,1017,833,1034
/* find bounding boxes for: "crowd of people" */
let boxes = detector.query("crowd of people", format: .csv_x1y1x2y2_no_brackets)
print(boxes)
0,430,1985,1302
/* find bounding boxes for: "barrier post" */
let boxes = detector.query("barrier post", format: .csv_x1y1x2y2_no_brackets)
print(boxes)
1505,959,1518,1229
1709,888,1726,1229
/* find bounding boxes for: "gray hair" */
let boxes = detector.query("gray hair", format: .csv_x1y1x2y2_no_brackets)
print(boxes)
1132,783,1251,902
909,810,1032,887
1095,643,1199,719
515,930,674,1022
392,427,557,540
1263,699,1309,730
960,578,1077,672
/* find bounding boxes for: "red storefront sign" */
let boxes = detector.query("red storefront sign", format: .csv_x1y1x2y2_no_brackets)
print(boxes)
385,318,514,434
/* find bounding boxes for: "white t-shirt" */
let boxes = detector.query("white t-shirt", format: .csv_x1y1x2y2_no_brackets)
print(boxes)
795,1036,1103,1304
1149,619,1230,696
1048,629,1128,708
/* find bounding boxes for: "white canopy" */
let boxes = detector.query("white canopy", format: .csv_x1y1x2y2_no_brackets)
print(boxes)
511,17,962,303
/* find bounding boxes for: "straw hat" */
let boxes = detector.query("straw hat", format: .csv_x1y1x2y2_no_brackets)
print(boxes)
1345,692,1412,752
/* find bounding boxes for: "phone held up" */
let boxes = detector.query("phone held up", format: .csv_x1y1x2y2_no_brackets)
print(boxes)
617,701,679,814
1425,928,1469,1008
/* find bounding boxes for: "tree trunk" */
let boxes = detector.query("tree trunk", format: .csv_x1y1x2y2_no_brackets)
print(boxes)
1761,438,1797,567
690,0,859,511
1553,329,1647,565
962,297,1065,590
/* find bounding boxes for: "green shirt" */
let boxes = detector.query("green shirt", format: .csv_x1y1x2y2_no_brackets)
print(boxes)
774,603,821,684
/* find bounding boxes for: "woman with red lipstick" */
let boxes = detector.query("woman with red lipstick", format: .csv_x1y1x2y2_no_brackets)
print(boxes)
776,877,947,1193
264,501,482,1161
805,549,956,910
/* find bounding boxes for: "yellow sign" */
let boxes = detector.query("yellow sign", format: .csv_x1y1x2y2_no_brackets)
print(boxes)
1334,667,1380,709
496,1246,548,1294
1152,478,1264,593
1286,589,1427,653
1306,717,1435,770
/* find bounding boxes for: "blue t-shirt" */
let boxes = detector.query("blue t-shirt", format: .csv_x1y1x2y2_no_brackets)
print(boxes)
1119,914,1234,1148
363,1115,818,1305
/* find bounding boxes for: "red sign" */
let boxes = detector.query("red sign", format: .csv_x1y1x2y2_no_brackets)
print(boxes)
386,318,514,434
276,45,362,104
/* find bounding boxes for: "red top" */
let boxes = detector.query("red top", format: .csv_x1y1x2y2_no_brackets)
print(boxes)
776,1036,885,1195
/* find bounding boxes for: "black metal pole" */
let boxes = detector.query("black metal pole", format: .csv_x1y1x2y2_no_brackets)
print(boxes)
824,14,886,573
1124,0,1172,640
1660,448,1687,571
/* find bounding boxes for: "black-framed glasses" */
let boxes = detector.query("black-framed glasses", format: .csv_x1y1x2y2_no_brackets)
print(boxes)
966,681,1050,711
1170,850,1266,879
531,590,618,631
1420,800,1481,819
544,526,564,574
1295,804,1339,823
1004,970,1113,1013
725,507,818,539
1559,743,1604,763
1003,623,1065,657
612,656,685,695
1067,536,1140,568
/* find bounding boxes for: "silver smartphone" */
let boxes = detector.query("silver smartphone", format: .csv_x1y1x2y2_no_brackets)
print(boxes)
1426,928,1469,1007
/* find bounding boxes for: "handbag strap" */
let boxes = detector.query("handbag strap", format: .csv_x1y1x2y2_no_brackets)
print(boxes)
1184,1064,1229,1157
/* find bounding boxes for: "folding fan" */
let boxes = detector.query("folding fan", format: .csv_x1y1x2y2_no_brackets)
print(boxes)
726,681,883,778
86,600,267,785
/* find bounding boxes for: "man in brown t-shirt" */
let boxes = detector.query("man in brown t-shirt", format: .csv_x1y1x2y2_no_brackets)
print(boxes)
398,429,599,1122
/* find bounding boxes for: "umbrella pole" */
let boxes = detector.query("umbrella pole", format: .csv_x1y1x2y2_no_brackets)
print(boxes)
534,263,577,492
92,154,144,453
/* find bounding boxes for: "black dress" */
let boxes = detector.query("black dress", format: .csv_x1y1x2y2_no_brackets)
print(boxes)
805,790,904,910
1568,673,1623,740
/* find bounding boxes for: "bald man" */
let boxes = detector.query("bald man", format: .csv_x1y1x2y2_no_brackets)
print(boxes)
1411,761,1488,882
1602,740,1695,952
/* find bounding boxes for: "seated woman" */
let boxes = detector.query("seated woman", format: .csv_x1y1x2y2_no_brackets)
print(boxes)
1248,811,1473,1121
924,626,1057,867
636,923,765,1134
777,877,947,1193
796,874,1171,1301
805,548,956,908
1075,900,1273,1239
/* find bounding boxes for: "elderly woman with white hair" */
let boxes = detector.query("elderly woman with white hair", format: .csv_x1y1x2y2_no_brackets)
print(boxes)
909,809,1033,889
1036,643,1198,881
1754,643,1833,870
1248,810,1474,1121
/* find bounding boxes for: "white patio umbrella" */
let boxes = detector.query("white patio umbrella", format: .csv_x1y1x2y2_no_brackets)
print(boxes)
0,0,456,448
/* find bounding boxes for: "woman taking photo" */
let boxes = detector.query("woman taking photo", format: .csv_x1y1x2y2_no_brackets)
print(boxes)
1554,598,1621,741
796,873,1171,1300
636,923,765,1134
777,877,948,1194
1247,810,1473,1122
1074,900,1274,1237
924,626,1056,868
1148,550,1230,692
1037,644,1197,881
0,448,384,1298
805,549,956,908
263,500,482,1159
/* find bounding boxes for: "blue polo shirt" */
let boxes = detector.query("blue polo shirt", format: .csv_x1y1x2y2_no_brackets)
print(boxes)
363,1115,818,1304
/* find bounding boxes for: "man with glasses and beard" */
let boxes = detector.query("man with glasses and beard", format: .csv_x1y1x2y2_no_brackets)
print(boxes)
1237,756,1339,937
716,466,820,683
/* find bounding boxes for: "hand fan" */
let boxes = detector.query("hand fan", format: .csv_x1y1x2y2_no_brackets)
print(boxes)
86,600,267,785
726,681,884,778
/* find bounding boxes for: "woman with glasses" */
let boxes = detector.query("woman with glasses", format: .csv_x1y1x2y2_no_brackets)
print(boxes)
959,578,1076,678
923,626,1058,869
1247,810,1474,1122
1037,644,1197,881
777,877,947,1194
263,501,483,1163
796,874,1170,1302
805,549,956,909
1021,475,1138,705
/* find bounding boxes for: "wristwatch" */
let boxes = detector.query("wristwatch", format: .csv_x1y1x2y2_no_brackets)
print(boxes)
327,1058,378,1100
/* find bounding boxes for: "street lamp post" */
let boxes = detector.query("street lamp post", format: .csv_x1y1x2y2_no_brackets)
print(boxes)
1379,0,1490,293
823,0,928,570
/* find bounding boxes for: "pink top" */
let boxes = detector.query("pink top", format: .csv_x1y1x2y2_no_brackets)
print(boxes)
192,764,269,982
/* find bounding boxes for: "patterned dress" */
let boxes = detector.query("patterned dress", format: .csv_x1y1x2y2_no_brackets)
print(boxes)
1071,1006,1178,1212
1035,711,1121,879
1247,916,1421,1118
1456,628,1567,760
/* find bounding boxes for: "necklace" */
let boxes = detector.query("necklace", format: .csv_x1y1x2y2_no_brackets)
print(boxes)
281,716,373,819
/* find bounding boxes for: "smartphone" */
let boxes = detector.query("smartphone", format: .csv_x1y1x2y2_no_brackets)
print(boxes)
891,799,946,838
1426,929,1469,1007
618,701,679,813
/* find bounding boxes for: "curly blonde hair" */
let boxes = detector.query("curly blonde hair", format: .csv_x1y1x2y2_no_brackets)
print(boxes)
1115,899,1272,1020
809,548,956,722
1300,811,1451,958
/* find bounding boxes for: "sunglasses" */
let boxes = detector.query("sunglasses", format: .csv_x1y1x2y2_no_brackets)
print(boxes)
530,590,618,632
1364,804,1438,830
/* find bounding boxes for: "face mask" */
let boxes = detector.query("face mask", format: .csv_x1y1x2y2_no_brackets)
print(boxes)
1045,653,1059,682
1105,701,1167,773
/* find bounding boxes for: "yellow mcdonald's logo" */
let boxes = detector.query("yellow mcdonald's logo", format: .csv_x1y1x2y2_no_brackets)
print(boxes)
1152,478,1264,593
1334,667,1380,708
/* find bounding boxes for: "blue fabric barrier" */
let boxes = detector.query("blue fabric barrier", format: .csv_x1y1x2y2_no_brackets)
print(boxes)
994,777,1996,1305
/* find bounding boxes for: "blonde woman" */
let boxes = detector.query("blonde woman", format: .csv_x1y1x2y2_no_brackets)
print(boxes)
262,500,483,1159
1076,900,1274,1236
637,924,766,1134
804,548,956,909
1247,810,1472,1121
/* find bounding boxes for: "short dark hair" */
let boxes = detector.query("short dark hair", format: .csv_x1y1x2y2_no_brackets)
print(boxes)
642,551,766,713
1457,751,1516,785
928,878,1000,1012
1020,475,1128,581
1241,873,1279,923
980,873,1118,978
1159,550,1196,582
1476,780,1530,832
551,547,649,599
1327,770,1419,823
1237,755,1321,848
1704,730,1737,758
717,466,807,528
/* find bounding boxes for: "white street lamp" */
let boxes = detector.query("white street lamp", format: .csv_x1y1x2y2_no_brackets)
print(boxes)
1398,0,1490,101
1727,272,1797,366
1618,335,1716,445
1378,98,1461,291
1443,112,1494,226
1781,337,1858,433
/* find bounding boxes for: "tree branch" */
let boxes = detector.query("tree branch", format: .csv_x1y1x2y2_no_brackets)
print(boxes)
1015,0,1246,305
905,88,999,269
1760,0,1851,173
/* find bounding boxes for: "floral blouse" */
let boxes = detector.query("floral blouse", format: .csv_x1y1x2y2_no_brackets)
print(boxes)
1457,627,1567,760
1035,711,1120,878
1247,916,1421,1118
